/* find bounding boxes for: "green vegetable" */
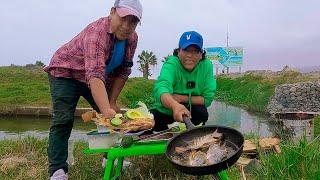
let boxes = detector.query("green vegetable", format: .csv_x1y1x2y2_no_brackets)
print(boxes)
125,109,145,119
111,118,123,126
178,123,187,132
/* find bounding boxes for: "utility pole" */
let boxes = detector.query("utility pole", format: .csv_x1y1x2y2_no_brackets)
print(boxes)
226,27,229,48
226,26,229,74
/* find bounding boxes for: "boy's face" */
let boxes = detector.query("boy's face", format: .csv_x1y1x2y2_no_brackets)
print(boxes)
178,46,202,71
109,8,139,40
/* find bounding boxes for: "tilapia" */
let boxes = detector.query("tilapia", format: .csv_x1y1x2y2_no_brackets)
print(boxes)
188,150,207,166
206,143,228,165
175,129,223,154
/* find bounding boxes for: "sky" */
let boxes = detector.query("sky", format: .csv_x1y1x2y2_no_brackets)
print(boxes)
0,0,319,78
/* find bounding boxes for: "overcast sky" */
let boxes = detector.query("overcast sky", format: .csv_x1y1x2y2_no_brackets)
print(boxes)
0,0,319,77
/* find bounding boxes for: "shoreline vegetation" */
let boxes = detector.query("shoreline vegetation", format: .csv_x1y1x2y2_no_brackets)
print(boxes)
1,66,319,179
0,66,155,115
1,66,319,114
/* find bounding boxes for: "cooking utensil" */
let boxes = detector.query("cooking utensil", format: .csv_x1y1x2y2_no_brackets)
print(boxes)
165,116,244,175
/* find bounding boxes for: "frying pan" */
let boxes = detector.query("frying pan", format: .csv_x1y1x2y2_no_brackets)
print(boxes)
165,117,244,175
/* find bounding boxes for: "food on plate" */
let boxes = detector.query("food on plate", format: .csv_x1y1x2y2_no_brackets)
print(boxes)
110,117,123,126
81,102,154,133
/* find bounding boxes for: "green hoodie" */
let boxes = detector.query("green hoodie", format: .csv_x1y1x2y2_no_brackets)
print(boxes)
153,55,217,115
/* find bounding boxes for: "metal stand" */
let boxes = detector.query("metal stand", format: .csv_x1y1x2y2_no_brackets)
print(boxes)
84,140,228,180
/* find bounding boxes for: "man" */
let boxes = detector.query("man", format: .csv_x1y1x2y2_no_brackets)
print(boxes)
44,0,142,179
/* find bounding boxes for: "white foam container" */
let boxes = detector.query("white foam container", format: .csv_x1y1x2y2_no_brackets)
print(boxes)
87,131,123,149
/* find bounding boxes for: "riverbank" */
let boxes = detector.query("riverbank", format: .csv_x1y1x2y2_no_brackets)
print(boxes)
1,66,319,115
1,66,319,136
215,69,320,112
0,66,155,115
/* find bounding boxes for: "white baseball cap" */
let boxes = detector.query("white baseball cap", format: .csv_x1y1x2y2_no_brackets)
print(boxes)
114,0,143,20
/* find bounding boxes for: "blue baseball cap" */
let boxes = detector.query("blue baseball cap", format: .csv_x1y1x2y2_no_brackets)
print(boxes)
178,31,203,50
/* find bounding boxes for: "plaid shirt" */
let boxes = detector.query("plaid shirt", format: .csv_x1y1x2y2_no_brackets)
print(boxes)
44,17,138,85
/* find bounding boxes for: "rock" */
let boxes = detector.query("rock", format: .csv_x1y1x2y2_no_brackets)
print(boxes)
243,140,257,153
236,157,252,166
267,81,320,114
243,159,262,174
274,145,281,153
259,137,280,150
290,87,297,92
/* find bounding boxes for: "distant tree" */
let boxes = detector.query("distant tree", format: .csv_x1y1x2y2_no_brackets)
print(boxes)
35,61,45,67
137,50,157,79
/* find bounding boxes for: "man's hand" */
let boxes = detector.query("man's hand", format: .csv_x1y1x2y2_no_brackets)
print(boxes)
172,103,191,122
110,103,120,113
102,108,117,119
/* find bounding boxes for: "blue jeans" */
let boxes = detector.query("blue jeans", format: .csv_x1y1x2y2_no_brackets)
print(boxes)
47,74,99,176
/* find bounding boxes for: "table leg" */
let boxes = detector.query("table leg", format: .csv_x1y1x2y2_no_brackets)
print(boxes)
218,170,228,180
115,157,124,178
104,157,115,180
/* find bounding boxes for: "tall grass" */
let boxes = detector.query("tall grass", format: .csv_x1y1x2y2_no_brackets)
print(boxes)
215,74,275,112
251,137,320,179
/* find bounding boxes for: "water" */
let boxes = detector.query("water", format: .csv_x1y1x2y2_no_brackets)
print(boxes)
0,116,96,140
207,101,279,137
0,102,279,140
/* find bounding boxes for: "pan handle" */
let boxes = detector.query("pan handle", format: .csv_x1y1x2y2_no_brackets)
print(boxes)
183,115,195,130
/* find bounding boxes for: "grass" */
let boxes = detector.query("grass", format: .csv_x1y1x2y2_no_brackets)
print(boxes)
118,77,155,108
2,135,320,179
0,67,50,109
215,71,319,112
0,66,155,113
215,74,275,112
251,137,320,179
0,137,241,180
315,116,320,137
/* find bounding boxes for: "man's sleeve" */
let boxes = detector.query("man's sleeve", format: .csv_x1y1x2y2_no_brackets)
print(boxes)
153,58,176,103
83,29,107,86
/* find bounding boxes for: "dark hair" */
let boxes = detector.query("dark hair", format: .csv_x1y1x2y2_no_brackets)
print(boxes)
173,48,206,60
